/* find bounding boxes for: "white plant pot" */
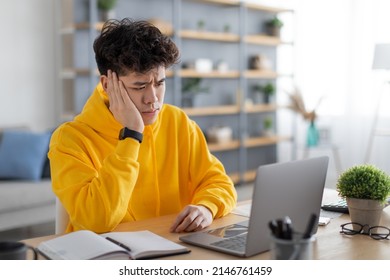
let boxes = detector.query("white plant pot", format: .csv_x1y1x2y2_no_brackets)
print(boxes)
346,197,384,233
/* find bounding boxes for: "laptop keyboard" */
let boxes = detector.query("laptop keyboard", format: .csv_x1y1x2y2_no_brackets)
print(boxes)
210,233,247,252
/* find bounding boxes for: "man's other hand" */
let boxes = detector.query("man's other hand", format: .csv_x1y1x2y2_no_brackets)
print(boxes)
170,205,213,233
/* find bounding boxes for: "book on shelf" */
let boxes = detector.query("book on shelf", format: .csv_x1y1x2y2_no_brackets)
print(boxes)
37,230,190,260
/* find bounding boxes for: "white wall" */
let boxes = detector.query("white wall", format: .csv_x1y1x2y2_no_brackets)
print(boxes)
0,0,56,131
276,0,390,188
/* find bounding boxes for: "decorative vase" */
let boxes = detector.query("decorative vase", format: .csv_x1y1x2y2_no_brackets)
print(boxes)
346,198,384,233
306,121,319,147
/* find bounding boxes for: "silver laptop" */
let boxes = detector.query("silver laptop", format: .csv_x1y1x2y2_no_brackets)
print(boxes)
179,156,329,257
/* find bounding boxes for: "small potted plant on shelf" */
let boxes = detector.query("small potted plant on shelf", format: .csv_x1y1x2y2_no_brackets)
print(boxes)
262,116,274,137
264,16,284,37
181,78,209,107
223,24,231,33
98,0,117,22
197,20,205,31
252,83,275,104
336,164,390,232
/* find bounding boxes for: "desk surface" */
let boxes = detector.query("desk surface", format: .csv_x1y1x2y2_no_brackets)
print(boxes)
22,188,390,260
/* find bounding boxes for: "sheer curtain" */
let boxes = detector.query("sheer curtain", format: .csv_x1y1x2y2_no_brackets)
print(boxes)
274,0,390,186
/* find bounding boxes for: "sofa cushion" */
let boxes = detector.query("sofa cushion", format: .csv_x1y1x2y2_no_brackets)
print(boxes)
0,130,51,181
0,179,55,214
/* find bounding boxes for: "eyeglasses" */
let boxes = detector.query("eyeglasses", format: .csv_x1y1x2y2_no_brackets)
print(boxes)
340,222,390,240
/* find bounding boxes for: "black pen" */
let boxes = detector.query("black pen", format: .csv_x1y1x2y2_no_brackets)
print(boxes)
302,213,317,239
268,220,278,236
106,237,132,251
276,219,284,239
283,216,293,240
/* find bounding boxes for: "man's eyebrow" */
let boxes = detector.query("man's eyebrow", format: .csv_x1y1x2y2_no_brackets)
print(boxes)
131,81,148,86
130,77,166,87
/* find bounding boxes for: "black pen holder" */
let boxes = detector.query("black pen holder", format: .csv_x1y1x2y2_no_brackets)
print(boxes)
270,233,314,260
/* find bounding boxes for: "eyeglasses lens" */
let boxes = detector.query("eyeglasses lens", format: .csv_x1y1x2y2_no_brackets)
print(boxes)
341,223,361,235
341,223,390,240
369,226,390,240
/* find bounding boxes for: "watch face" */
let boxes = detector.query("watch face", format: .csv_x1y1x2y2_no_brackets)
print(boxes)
119,128,126,140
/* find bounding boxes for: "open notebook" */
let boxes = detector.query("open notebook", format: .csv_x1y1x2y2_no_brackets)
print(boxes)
37,230,190,260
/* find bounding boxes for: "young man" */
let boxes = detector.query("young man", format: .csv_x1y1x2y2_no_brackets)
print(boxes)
49,18,237,234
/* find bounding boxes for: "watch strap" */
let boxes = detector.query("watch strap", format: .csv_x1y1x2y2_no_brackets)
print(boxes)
119,127,143,143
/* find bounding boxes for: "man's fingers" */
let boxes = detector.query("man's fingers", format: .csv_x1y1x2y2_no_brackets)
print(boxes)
118,80,136,110
170,207,190,232
107,70,120,106
184,216,204,232
170,205,212,233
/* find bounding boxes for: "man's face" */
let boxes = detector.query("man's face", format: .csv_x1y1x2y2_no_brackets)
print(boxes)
119,66,166,126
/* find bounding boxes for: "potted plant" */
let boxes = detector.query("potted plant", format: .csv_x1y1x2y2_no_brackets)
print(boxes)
197,20,205,31
223,24,231,33
264,16,284,37
262,116,273,137
98,0,117,22
181,78,209,107
336,164,390,232
252,83,275,104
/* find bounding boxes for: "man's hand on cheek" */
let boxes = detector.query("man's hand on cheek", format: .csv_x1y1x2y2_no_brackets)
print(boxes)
170,205,213,233
106,70,144,133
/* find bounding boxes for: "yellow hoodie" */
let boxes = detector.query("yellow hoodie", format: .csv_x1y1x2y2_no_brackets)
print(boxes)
49,84,237,233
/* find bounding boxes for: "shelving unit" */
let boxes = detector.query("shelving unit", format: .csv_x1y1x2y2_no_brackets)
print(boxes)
55,0,294,184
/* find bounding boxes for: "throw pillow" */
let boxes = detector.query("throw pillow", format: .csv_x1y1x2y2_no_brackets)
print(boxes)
0,130,51,181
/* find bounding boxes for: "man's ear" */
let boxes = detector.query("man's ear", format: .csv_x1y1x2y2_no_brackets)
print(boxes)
100,75,108,91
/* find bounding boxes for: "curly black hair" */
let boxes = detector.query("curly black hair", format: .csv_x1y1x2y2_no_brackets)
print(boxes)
93,18,180,76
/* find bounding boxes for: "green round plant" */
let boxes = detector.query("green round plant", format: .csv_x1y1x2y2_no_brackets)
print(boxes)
265,16,284,28
336,164,390,204
98,0,117,11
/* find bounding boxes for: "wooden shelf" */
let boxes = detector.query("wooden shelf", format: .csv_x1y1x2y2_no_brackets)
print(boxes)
191,0,240,6
166,70,173,77
244,135,291,148
74,22,104,31
228,172,240,184
244,104,278,113
184,105,239,116
244,34,282,46
244,70,278,79
208,140,240,152
60,27,76,35
74,21,174,36
61,68,99,78
192,0,291,11
244,2,292,13
179,69,240,78
61,68,173,79
179,30,239,42
243,170,257,182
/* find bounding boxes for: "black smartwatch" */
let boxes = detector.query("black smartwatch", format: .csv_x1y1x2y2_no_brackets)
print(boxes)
119,127,143,143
